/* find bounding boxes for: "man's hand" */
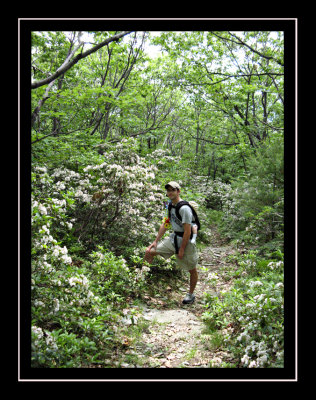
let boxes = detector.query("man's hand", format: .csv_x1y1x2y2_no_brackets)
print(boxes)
177,247,185,259
177,223,191,259
145,241,157,264
146,241,157,253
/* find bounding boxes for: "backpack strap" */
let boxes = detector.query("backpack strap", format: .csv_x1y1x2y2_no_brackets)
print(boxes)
167,201,174,220
168,200,201,233
175,201,190,221
175,201,200,231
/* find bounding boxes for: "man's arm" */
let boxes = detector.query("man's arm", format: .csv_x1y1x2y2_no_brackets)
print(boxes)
147,223,167,251
178,223,191,259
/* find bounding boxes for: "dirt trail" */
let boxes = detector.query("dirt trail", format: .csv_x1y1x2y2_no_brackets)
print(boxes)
133,232,238,368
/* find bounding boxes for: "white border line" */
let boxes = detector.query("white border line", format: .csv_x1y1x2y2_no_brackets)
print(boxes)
19,17,297,382
295,17,298,382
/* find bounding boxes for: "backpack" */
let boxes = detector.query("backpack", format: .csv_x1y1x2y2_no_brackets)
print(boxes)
168,200,201,231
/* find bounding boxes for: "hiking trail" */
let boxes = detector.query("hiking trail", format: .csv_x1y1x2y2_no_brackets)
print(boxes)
112,228,239,368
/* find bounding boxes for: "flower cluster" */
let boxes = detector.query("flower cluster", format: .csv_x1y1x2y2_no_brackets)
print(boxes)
31,138,174,367
240,341,269,368
202,249,284,368
268,261,284,271
32,326,58,350
192,177,235,213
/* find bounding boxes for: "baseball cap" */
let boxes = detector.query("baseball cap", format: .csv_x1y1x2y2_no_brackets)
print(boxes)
165,181,181,190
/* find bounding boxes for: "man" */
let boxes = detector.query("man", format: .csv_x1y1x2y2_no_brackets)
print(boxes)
144,182,198,304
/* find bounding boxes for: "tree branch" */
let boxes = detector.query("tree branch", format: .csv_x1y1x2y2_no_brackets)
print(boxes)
31,31,133,89
210,31,284,67
228,32,284,67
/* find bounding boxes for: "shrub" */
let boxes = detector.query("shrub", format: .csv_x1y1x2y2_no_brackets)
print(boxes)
202,250,284,368
32,138,166,257
31,138,172,367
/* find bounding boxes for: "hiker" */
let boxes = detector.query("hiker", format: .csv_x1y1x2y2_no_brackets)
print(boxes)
144,181,199,304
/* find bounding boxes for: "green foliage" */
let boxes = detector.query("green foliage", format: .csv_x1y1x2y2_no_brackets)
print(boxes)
202,250,284,368
31,139,168,367
29,30,285,368
198,135,284,253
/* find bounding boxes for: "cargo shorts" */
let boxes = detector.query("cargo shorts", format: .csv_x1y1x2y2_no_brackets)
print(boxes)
155,236,198,271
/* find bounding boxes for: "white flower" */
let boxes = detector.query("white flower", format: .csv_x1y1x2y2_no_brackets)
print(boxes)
257,354,268,365
38,204,47,215
61,254,72,264
32,326,43,339
56,181,66,190
254,293,265,302
75,190,83,197
45,332,58,349
68,275,88,287
249,360,257,368
276,351,284,360
68,277,77,286
241,354,250,366
249,280,263,287
60,246,68,255
237,332,250,342
53,298,59,313
42,225,49,233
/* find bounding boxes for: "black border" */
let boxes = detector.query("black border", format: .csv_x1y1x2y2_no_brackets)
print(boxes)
19,17,297,382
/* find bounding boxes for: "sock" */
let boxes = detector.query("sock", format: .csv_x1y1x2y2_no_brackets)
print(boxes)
191,234,197,244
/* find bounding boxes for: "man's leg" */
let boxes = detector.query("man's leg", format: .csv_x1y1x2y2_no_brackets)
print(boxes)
188,267,198,294
144,248,158,264
182,267,198,304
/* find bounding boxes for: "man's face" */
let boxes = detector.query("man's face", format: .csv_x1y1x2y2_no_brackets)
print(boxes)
166,187,179,201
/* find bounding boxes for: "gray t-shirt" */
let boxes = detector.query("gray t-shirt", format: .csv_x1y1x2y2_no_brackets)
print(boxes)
169,204,193,247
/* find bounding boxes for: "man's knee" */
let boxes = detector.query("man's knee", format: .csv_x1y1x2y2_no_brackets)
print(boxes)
145,248,157,262
145,248,157,256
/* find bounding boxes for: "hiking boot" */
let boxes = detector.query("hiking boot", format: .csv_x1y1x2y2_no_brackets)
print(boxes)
182,293,195,304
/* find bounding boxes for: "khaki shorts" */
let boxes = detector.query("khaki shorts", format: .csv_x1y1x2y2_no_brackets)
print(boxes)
155,237,198,271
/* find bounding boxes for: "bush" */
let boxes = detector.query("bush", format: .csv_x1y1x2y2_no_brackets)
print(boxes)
194,137,284,251
202,250,284,368
32,138,166,257
31,238,151,368
31,138,172,367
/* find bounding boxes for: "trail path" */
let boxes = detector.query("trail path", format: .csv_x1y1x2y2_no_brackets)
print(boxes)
118,229,239,368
